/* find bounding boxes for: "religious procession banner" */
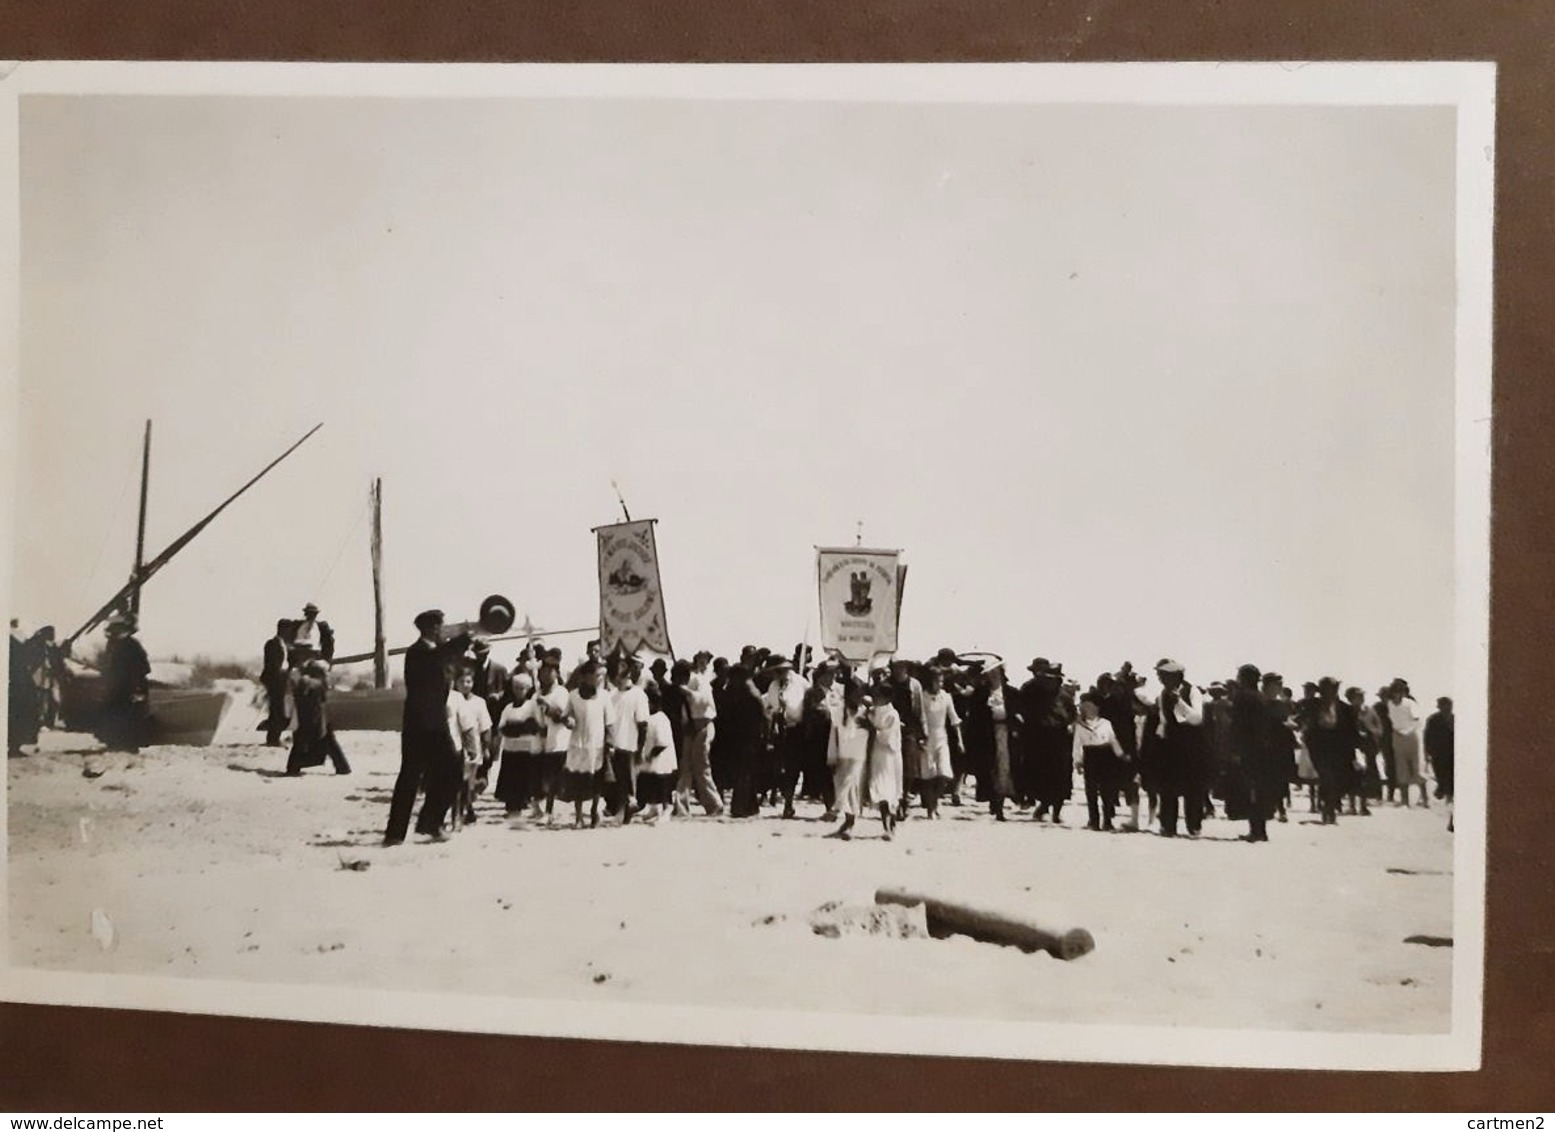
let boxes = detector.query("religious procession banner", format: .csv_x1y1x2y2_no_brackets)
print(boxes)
595,519,673,656
817,547,903,663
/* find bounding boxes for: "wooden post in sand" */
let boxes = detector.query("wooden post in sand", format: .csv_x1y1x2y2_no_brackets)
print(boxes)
874,886,1095,960
369,478,388,690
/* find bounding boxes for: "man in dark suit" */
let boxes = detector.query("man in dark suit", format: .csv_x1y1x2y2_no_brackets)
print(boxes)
261,619,291,747
383,610,472,846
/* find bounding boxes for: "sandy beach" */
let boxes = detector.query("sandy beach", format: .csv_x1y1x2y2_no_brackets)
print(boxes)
6,729,1453,1034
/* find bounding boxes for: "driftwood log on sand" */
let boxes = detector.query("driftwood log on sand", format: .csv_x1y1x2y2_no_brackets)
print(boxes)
874,885,1095,960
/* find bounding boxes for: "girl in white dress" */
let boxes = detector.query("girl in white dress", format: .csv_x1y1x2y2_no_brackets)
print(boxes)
865,685,904,840
825,678,872,841
919,668,962,820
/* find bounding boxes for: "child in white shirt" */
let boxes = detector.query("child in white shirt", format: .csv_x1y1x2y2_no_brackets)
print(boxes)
447,665,492,827
636,683,680,825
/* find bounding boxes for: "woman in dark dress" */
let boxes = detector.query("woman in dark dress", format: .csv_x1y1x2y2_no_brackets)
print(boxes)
722,665,766,818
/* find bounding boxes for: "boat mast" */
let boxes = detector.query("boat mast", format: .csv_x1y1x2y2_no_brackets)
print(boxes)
129,420,151,620
370,477,387,689
65,422,324,649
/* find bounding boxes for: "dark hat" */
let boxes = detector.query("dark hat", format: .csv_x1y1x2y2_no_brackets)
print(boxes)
1318,676,1340,690
1028,657,1058,675
414,609,445,632
472,639,491,653
303,602,319,615
933,648,960,666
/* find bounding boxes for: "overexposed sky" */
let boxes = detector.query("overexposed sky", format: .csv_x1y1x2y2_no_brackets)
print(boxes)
12,93,1457,695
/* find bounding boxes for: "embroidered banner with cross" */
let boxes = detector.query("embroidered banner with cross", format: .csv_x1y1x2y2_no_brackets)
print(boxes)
594,519,673,657
816,547,902,664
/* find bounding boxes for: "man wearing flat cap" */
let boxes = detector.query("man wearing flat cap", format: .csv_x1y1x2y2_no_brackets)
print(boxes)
384,609,475,845
1140,658,1208,837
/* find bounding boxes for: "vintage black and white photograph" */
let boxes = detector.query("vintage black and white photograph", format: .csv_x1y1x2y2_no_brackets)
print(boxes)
0,62,1491,1069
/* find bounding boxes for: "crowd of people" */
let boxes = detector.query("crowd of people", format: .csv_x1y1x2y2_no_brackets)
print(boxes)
365,610,1457,847
8,603,1456,848
8,614,149,757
